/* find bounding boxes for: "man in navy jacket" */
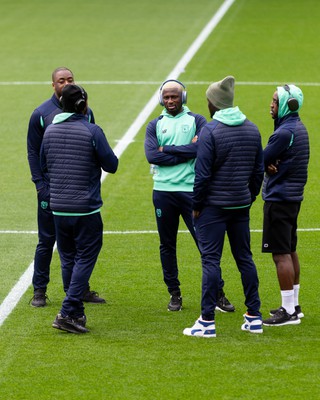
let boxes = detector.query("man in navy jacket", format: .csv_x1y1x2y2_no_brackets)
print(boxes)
262,84,309,327
183,76,264,338
27,67,105,306
41,84,118,333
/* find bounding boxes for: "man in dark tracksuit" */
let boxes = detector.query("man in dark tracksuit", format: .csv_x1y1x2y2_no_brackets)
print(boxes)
27,67,105,306
145,79,234,313
41,84,118,333
184,76,264,338
262,84,309,327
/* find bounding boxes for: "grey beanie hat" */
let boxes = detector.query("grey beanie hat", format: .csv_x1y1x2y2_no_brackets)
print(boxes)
206,76,235,109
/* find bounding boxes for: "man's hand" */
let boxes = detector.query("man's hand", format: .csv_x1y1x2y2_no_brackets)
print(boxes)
192,135,198,143
192,210,200,219
267,163,278,175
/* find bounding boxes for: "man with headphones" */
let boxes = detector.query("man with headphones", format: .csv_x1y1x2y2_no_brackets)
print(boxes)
41,84,118,333
27,67,106,307
262,84,309,327
144,79,234,312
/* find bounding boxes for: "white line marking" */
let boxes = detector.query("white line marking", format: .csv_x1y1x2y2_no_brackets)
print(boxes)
0,228,319,235
0,230,38,234
1,80,320,86
0,263,34,322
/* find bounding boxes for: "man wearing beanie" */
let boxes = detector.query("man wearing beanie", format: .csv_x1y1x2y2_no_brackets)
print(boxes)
27,67,106,307
41,84,118,333
145,79,234,313
184,76,264,338
261,84,309,327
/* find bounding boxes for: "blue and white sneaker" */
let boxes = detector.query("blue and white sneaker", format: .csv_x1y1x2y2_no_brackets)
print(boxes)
183,317,216,338
241,313,263,334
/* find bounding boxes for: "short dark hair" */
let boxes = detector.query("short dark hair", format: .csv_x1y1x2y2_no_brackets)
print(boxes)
51,67,73,82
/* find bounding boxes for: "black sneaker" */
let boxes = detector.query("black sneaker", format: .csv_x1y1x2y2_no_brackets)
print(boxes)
168,294,182,311
30,289,48,307
75,315,87,327
82,290,106,304
52,314,89,333
270,305,304,319
263,307,301,326
294,305,304,318
53,315,87,328
216,291,235,313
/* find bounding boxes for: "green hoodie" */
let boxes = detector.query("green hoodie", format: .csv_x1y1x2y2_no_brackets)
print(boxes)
153,106,197,192
52,112,74,124
277,84,303,118
213,106,246,126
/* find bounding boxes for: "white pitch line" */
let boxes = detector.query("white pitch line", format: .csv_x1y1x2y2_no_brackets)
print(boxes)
1,228,320,235
1,80,320,87
108,228,320,234
0,263,34,323
0,0,235,327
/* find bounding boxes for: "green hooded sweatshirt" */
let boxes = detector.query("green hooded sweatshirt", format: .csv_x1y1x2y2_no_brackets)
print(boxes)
153,106,198,192
277,84,304,118
213,106,246,126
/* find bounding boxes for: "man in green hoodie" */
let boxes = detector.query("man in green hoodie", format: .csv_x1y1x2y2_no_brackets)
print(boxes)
183,76,264,337
261,84,309,327
145,79,235,313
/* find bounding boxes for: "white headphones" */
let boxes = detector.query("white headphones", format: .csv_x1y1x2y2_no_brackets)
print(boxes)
158,79,187,106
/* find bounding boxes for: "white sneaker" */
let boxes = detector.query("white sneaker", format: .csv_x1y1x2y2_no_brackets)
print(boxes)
183,317,216,338
241,313,263,334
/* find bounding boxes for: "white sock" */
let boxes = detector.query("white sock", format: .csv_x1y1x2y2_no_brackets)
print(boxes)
281,290,295,314
293,284,300,307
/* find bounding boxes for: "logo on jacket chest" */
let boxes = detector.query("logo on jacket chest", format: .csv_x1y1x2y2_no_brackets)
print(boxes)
182,125,190,133
161,125,190,134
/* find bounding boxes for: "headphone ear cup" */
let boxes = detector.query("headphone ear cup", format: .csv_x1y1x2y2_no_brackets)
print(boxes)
74,85,87,112
159,91,164,106
74,98,86,113
283,84,299,112
182,90,187,104
287,97,299,112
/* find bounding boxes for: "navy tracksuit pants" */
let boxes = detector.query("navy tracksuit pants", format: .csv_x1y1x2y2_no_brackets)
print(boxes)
153,190,225,295
32,185,56,291
194,205,261,320
53,213,103,318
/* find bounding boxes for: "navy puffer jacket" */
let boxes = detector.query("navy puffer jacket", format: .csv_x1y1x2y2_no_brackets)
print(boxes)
262,114,309,202
41,114,118,213
193,117,264,210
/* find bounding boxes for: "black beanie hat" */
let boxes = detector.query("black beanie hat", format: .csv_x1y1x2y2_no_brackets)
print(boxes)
60,84,87,113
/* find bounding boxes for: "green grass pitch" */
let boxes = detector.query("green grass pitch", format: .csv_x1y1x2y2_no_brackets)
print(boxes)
0,0,319,399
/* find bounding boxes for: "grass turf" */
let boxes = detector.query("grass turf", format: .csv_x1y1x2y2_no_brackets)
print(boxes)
0,0,319,399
